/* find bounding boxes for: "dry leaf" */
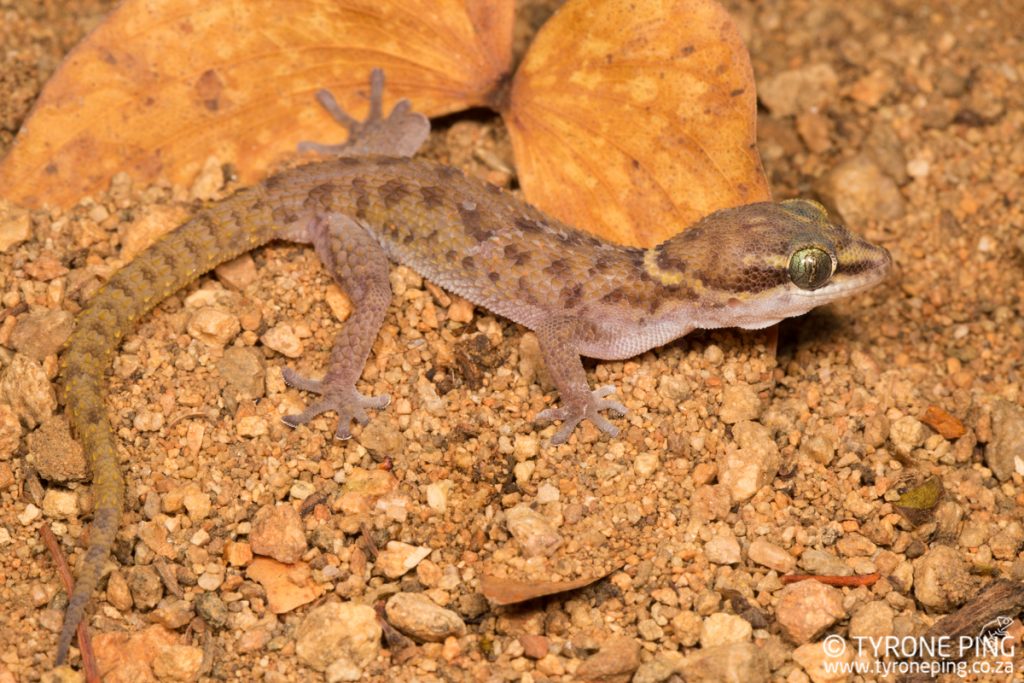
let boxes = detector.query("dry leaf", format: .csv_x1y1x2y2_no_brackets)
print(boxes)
895,475,944,527
245,557,324,613
479,571,611,606
921,405,967,440
505,0,769,246
0,0,513,208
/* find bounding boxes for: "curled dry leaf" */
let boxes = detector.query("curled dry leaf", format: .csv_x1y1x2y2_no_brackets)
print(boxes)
0,0,513,208
505,0,770,246
479,571,612,606
921,405,967,440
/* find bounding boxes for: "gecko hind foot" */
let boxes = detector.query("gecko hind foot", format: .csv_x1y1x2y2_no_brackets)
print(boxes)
298,68,429,158
281,367,390,440
536,385,628,445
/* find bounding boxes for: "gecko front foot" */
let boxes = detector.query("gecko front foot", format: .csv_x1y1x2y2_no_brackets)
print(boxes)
536,385,628,445
298,68,429,158
281,367,390,440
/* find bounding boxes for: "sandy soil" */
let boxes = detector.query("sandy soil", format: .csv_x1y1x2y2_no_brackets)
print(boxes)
1,0,1023,681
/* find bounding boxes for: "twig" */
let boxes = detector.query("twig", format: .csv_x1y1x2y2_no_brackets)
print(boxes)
900,579,1024,683
781,572,881,587
40,525,100,682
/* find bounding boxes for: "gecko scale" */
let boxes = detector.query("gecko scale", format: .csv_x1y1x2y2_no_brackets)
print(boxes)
55,70,890,664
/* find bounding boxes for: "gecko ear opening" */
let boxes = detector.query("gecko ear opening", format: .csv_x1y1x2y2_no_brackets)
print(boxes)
780,198,830,223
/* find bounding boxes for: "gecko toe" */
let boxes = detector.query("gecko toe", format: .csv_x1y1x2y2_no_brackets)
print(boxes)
299,68,429,158
281,367,324,394
600,399,628,417
550,416,584,445
281,401,332,428
283,384,390,438
314,88,358,128
589,414,620,437
535,406,569,424
537,386,626,444
367,393,391,410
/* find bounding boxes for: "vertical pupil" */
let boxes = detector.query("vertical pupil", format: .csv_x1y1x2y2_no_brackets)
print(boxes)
791,248,830,289
804,253,819,282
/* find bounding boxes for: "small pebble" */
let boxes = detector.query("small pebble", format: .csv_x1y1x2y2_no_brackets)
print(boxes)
505,504,563,558
793,641,853,682
425,480,452,512
261,323,304,358
294,602,381,672
987,399,1024,481
224,541,253,567
375,541,432,579
0,206,31,251
42,489,79,519
719,384,762,424
18,503,41,525
447,298,474,324
249,504,307,564
325,284,353,322
700,613,752,647
0,354,57,428
0,403,21,459
913,545,974,611
26,417,87,482
815,154,905,227
520,634,549,659
906,158,930,178
152,643,204,680
719,421,780,502
214,254,258,290
9,309,74,361
151,598,194,629
679,643,770,682
217,346,266,400
127,565,164,610
889,415,929,456
848,600,895,639
237,414,268,438
186,307,241,347
758,63,839,116
385,592,467,642
704,534,742,565
775,581,845,644
748,539,796,573
575,635,642,682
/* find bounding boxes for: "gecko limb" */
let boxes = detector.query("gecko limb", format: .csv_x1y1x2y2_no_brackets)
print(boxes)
281,214,392,439
298,68,429,158
532,318,628,444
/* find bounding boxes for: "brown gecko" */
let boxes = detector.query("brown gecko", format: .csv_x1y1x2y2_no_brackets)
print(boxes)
55,70,890,664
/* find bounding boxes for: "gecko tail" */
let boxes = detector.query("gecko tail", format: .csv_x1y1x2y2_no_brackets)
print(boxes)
55,185,281,665
54,508,118,664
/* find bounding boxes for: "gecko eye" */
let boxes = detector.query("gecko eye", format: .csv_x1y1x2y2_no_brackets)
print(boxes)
788,247,834,290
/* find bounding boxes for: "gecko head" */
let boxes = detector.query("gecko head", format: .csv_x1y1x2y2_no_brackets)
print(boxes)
651,199,892,328
772,198,892,301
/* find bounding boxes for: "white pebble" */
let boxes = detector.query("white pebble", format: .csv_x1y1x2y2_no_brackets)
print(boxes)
18,503,41,525
906,158,930,179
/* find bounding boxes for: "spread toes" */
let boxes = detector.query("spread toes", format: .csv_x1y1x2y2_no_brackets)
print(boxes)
536,385,628,445
281,373,390,439
297,68,428,157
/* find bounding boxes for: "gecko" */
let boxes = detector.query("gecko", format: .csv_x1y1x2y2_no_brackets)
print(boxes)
54,69,891,664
